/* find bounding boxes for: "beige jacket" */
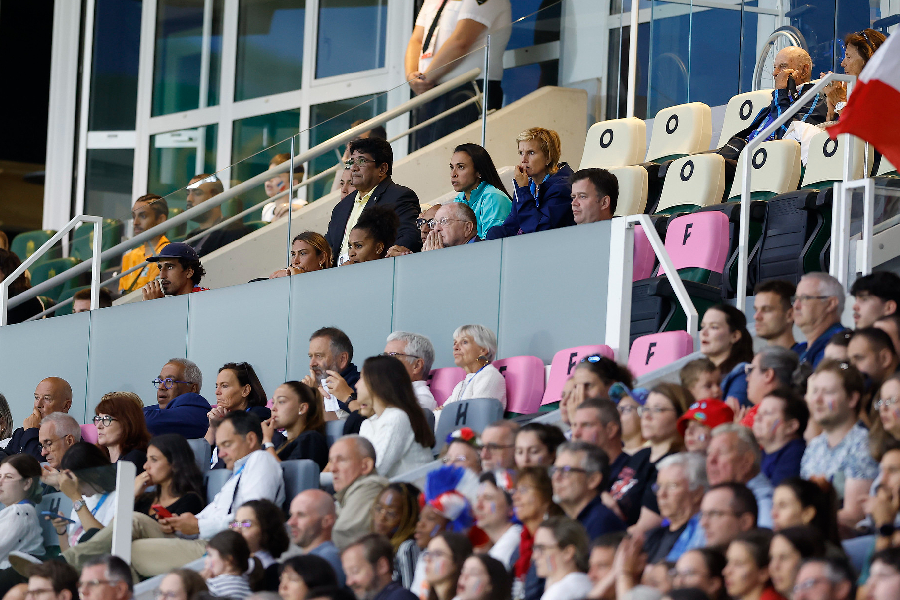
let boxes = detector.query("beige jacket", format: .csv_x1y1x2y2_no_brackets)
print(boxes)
333,472,389,550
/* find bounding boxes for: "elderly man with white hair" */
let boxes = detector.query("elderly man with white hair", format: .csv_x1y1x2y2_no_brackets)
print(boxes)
440,324,507,410
39,412,82,488
641,452,707,563
384,331,437,410
793,272,848,368
423,202,479,250
706,423,773,527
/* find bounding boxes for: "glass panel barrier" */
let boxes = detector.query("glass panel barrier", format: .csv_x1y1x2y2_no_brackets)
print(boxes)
148,126,220,215
84,149,136,223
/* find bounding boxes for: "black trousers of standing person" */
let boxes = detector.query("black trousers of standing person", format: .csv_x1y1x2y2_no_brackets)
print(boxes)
409,79,504,152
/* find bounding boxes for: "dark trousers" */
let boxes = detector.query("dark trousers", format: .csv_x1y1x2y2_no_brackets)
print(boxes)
409,79,504,151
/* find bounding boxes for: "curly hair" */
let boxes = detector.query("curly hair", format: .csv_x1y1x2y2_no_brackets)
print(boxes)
351,205,399,257
373,482,421,552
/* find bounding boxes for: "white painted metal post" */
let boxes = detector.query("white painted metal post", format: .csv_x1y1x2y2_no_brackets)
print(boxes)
110,461,136,563
481,35,490,147
605,219,635,362
626,0,640,118
90,218,103,310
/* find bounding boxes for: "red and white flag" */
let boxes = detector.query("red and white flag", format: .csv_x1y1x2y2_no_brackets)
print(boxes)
828,32,900,171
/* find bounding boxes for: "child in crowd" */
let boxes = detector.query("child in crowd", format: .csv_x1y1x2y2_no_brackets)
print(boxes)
202,530,261,599
680,358,722,403
677,399,735,453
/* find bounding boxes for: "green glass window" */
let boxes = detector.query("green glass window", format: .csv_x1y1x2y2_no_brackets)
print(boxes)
235,0,305,101
315,0,386,79
148,125,219,212
84,149,136,222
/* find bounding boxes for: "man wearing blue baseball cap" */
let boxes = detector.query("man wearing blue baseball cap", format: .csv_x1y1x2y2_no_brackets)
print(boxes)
141,242,208,300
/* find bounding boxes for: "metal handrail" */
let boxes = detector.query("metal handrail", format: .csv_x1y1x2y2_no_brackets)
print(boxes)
2,215,103,325
735,73,856,312
7,67,483,312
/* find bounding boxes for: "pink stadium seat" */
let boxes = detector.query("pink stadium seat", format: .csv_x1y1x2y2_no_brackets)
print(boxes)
429,367,466,408
657,212,730,276
633,225,656,281
628,331,694,378
81,423,98,444
541,345,615,406
493,355,545,415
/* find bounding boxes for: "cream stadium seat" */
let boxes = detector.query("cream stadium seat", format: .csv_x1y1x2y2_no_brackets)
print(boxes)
610,165,649,216
654,154,726,214
646,102,712,162
580,118,647,168
802,130,868,187
728,139,801,200
717,90,774,146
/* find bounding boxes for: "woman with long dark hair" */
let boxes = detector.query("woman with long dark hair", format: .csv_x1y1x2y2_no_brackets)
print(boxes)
722,530,779,600
770,477,840,545
700,305,754,407
202,529,264,598
768,526,825,599
514,423,566,469
261,381,329,469
456,554,512,600
279,554,339,600
232,499,291,591
93,392,152,469
205,362,269,447
424,532,473,600
370,482,421,588
135,433,205,518
570,355,635,408
450,143,512,240
52,442,116,551
357,355,435,478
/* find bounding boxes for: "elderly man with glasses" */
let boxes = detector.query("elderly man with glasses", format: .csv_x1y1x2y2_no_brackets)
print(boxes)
792,272,848,368
422,203,479,250
383,331,437,410
551,441,626,540
642,452,708,563
142,358,211,439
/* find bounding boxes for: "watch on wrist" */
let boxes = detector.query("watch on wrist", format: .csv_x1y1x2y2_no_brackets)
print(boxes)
347,393,358,403
262,442,275,450
878,523,896,538
72,497,87,512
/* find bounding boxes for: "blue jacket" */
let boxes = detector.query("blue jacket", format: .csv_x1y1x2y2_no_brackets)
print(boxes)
143,392,211,439
486,163,575,239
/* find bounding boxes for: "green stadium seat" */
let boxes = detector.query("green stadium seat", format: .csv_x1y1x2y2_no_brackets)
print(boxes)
165,207,187,241
71,220,123,270
243,221,268,233
55,285,90,317
11,230,60,269
29,257,80,301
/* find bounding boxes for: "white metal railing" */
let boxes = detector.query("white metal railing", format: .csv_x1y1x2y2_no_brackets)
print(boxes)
832,179,900,288
1,215,103,326
605,215,700,361
735,72,857,312
5,68,483,318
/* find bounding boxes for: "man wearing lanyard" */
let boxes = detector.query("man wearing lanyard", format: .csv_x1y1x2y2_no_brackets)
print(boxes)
127,411,284,577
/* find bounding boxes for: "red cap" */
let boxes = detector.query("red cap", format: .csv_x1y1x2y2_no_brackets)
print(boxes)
677,399,734,437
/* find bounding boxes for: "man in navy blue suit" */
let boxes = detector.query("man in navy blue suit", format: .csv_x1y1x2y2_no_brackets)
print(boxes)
143,358,211,439
324,137,420,266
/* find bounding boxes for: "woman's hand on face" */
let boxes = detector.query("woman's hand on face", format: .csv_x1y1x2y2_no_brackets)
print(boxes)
514,165,530,188
134,471,152,498
261,417,277,444
867,486,898,527
207,405,227,423
58,470,82,501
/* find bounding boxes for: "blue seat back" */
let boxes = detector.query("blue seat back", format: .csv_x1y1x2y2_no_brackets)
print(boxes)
204,469,232,505
36,492,74,551
433,398,504,454
325,420,345,447
281,459,320,512
187,438,212,473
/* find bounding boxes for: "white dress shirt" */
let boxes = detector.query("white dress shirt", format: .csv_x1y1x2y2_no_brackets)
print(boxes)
412,380,437,410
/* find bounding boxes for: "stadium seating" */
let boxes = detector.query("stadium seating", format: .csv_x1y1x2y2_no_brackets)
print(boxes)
429,367,466,407
727,140,802,201
187,438,212,473
71,219,123,270
280,459,320,512
630,212,729,343
633,225,656,281
645,102,712,163
11,230,60,269
653,154,727,215
716,90,775,146
541,345,615,409
628,330,695,378
325,419,345,447
28,257,80,301
580,118,647,168
877,157,897,177
204,468,232,504
493,355,545,416
801,130,869,188
611,166,649,216
81,423,98,444
433,398,504,454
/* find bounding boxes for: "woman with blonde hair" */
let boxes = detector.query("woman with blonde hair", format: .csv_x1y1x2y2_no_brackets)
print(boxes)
442,324,506,410
269,231,332,279
485,127,574,240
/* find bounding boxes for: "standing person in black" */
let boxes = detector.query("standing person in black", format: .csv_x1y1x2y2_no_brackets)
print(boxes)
324,137,420,267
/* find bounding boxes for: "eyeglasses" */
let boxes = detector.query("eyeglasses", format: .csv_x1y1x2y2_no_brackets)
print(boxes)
651,482,685,494
532,544,559,555
744,364,756,376
373,504,400,521
512,485,535,496
78,580,116,592
422,549,452,561
442,455,471,465
637,406,676,417
581,354,609,364
434,217,466,227
699,509,736,519
152,377,192,390
481,443,514,453
381,352,420,362
617,405,638,415
229,520,254,529
792,577,831,595
791,295,831,304
668,568,706,580
154,591,182,600
416,218,436,229
344,157,374,168
92,415,117,427
549,465,589,478
39,437,62,451
875,397,900,410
